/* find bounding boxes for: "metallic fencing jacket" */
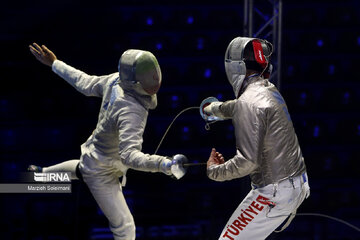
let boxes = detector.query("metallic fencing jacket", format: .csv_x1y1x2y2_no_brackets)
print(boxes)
207,77,307,187
52,60,167,176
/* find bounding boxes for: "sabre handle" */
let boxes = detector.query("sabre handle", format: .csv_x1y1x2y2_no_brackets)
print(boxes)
200,97,224,122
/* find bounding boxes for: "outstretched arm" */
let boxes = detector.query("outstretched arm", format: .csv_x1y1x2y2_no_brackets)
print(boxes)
29,43,57,67
29,42,115,97
203,99,237,120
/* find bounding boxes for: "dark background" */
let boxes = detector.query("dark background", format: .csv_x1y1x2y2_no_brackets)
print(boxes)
1,0,360,239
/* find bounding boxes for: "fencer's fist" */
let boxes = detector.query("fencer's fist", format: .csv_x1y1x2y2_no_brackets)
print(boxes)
207,148,225,168
170,154,188,179
160,158,173,175
159,155,188,179
200,97,224,122
29,43,57,67
202,102,211,116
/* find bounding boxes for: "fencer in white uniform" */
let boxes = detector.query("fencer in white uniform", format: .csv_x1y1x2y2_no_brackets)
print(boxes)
28,43,187,240
203,37,310,240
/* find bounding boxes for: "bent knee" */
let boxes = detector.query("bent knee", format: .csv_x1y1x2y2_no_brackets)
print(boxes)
111,219,136,240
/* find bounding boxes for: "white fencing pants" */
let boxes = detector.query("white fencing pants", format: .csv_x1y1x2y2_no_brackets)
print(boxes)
79,154,136,240
43,159,79,180
219,173,310,240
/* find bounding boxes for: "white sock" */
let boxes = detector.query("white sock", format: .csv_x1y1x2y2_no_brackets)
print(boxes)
43,160,80,180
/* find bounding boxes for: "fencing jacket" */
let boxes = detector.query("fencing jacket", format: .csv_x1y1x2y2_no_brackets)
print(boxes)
52,60,167,177
207,76,307,187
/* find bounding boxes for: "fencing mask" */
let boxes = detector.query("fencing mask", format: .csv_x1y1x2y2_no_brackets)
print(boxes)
224,37,273,98
118,49,162,96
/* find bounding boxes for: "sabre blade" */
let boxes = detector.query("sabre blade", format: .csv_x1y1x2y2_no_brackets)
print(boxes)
183,162,207,167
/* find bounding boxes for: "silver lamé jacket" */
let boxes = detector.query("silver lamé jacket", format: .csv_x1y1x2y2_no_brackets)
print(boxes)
52,60,168,178
207,77,307,187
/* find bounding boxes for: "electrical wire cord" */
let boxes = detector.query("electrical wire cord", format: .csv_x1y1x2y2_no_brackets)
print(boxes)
295,213,360,232
154,106,200,155
154,106,224,154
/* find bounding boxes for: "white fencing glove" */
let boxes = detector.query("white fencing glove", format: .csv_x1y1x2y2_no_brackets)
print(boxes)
160,158,173,175
159,154,188,179
170,154,188,179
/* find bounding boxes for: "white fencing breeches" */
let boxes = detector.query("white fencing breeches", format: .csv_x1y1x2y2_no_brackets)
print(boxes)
79,154,136,240
43,159,79,180
219,173,310,240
